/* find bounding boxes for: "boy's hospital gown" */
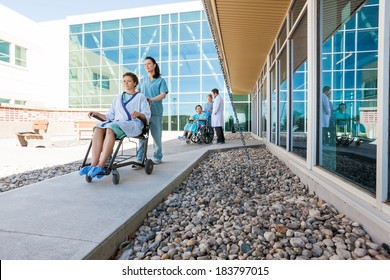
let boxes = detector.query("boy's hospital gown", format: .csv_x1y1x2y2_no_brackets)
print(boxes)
96,92,151,139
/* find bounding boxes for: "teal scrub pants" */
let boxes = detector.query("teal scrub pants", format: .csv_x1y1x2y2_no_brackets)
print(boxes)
137,115,163,161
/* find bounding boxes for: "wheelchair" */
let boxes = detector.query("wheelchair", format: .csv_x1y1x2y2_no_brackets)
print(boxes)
189,121,214,144
79,115,154,185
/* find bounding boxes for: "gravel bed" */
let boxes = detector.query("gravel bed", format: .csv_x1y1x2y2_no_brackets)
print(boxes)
115,147,390,260
0,161,82,192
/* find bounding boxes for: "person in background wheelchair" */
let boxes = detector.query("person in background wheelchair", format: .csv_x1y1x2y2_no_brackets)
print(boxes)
79,72,151,179
178,105,207,144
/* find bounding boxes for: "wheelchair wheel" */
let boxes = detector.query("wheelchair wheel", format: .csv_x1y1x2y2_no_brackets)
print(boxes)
145,159,154,175
201,126,214,144
190,133,199,143
85,175,92,183
112,169,120,185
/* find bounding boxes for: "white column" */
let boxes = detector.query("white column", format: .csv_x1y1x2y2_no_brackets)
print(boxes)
306,0,318,170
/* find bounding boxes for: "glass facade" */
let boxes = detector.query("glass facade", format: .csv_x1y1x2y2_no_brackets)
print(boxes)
68,9,251,132
253,0,381,197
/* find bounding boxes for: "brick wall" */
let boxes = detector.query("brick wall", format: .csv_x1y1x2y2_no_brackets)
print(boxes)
0,105,104,138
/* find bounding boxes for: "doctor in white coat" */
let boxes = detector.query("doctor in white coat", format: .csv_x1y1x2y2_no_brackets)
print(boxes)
211,88,225,144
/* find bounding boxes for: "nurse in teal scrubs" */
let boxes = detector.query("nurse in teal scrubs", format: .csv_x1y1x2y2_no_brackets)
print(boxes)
136,57,168,164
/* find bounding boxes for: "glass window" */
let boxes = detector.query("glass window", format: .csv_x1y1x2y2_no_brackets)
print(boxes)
179,60,201,75
140,45,160,62
319,0,378,194
290,0,306,28
161,44,169,61
69,34,82,50
162,14,169,24
345,31,356,52
179,76,200,92
83,49,101,66
322,0,366,42
171,24,179,42
356,51,377,69
170,13,178,23
358,4,378,28
278,47,287,148
271,66,277,144
163,103,178,130
15,45,27,67
261,78,268,138
101,65,120,80
69,51,82,67
70,24,82,34
202,21,212,39
345,71,355,88
170,61,179,76
161,25,169,42
169,77,179,93
179,43,200,60
291,13,307,158
103,20,119,30
202,59,222,75
122,18,139,28
202,75,224,92
333,32,344,53
0,40,10,63
141,15,160,26
277,21,287,50
122,47,139,64
180,22,201,41
180,11,200,22
69,82,82,96
141,26,160,44
201,41,218,59
123,64,140,75
170,43,178,60
84,22,101,32
322,38,332,54
122,28,139,46
103,30,119,48
84,32,101,49
179,93,201,103
102,48,119,64
357,30,378,51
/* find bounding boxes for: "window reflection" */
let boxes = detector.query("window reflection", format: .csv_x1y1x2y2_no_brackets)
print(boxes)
319,0,378,194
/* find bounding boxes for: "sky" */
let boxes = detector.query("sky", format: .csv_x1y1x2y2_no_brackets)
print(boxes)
0,0,197,22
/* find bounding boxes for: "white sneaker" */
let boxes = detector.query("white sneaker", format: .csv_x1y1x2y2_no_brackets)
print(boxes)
153,158,162,164
131,160,142,169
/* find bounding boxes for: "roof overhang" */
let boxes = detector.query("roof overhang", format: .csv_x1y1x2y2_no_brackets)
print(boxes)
202,0,291,94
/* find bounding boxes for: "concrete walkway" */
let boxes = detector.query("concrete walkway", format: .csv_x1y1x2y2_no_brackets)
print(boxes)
0,137,263,259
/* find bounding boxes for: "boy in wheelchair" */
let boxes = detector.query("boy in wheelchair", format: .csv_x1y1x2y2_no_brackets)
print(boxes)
79,72,151,179
178,105,207,144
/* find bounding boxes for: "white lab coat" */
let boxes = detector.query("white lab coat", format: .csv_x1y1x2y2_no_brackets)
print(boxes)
211,94,224,127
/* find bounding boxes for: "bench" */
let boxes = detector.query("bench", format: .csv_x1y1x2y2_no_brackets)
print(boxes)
16,120,49,147
75,120,97,141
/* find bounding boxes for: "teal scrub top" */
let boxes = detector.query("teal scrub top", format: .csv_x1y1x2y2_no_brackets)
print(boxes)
139,76,169,116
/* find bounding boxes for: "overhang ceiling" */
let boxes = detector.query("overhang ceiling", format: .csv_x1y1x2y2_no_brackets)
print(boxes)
202,0,291,94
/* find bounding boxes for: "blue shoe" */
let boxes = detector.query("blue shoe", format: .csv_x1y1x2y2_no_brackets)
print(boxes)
79,166,91,176
88,166,106,179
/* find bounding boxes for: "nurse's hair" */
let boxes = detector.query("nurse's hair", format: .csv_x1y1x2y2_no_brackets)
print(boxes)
195,105,203,110
144,56,161,78
123,72,139,86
